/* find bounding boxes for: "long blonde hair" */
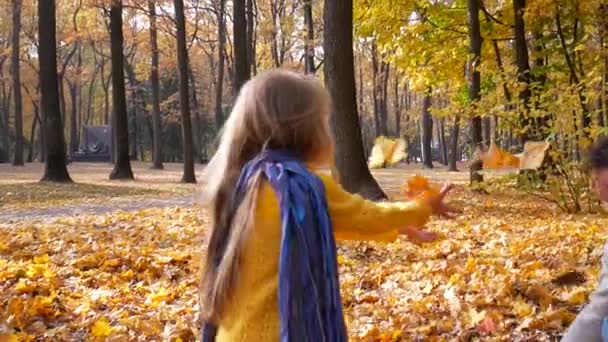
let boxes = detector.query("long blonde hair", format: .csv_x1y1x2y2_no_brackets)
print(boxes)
200,70,334,322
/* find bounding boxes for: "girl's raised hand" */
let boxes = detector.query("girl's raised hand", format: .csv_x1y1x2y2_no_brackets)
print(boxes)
426,183,460,218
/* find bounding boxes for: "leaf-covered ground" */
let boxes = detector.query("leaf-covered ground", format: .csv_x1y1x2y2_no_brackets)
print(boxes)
1,163,607,341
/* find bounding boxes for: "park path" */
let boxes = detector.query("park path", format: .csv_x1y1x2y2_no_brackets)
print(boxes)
0,195,198,222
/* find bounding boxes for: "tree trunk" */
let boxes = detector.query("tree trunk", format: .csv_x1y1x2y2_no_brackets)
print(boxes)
440,118,448,165
215,0,226,127
109,0,133,180
246,0,256,74
323,0,385,200
233,0,249,95
38,95,45,162
371,43,381,136
174,0,196,183
0,83,8,163
448,115,460,171
85,72,95,126
357,47,364,115
68,81,78,153
421,92,433,169
379,62,390,136
188,66,204,164
38,0,71,182
303,0,315,74
394,76,401,136
27,103,39,163
513,0,533,144
101,62,110,125
602,4,608,128
468,0,483,149
12,0,23,165
148,0,163,169
124,62,139,160
483,116,492,145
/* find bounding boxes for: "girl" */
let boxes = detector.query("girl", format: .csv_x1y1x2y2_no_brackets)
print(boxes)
200,70,457,342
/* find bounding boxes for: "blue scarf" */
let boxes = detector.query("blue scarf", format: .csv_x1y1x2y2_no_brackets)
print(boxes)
202,150,347,342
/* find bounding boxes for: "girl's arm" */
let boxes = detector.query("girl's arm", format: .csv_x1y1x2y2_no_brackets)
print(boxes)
319,174,433,242
561,242,608,341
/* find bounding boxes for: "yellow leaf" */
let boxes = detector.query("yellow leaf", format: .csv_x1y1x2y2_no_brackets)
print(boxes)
91,316,113,338
512,297,533,317
566,288,588,305
33,254,50,264
15,279,36,294
468,308,487,326
147,287,172,307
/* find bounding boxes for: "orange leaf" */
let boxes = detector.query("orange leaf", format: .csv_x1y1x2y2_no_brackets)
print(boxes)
403,176,439,200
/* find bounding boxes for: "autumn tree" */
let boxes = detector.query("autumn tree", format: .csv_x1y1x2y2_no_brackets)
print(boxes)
215,0,227,126
148,0,163,170
233,0,249,94
324,0,385,199
421,91,433,169
303,0,315,74
39,0,72,182
468,0,483,184
468,0,482,150
11,0,23,166
513,0,532,144
109,0,134,180
173,0,196,183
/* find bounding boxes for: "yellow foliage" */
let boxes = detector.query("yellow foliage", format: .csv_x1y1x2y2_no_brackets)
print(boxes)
481,143,520,169
402,175,440,200
368,136,407,169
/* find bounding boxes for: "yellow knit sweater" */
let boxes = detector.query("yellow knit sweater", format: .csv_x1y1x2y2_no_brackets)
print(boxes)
215,173,432,341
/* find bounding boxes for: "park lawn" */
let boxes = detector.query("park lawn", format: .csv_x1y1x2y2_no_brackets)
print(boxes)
0,163,607,340
0,162,200,210
0,182,163,209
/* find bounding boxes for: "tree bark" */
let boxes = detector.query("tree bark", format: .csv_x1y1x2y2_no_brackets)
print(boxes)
468,0,483,149
303,0,315,74
188,66,204,164
174,0,196,183
379,62,390,136
12,0,23,165
68,80,79,153
602,4,608,128
215,0,226,126
246,0,256,74
394,76,401,136
109,0,133,180
371,43,381,136
148,0,163,169
483,116,492,145
27,105,38,163
449,115,460,171
38,0,71,182
440,118,448,165
233,0,250,95
421,92,433,169
323,0,385,200
513,0,533,144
